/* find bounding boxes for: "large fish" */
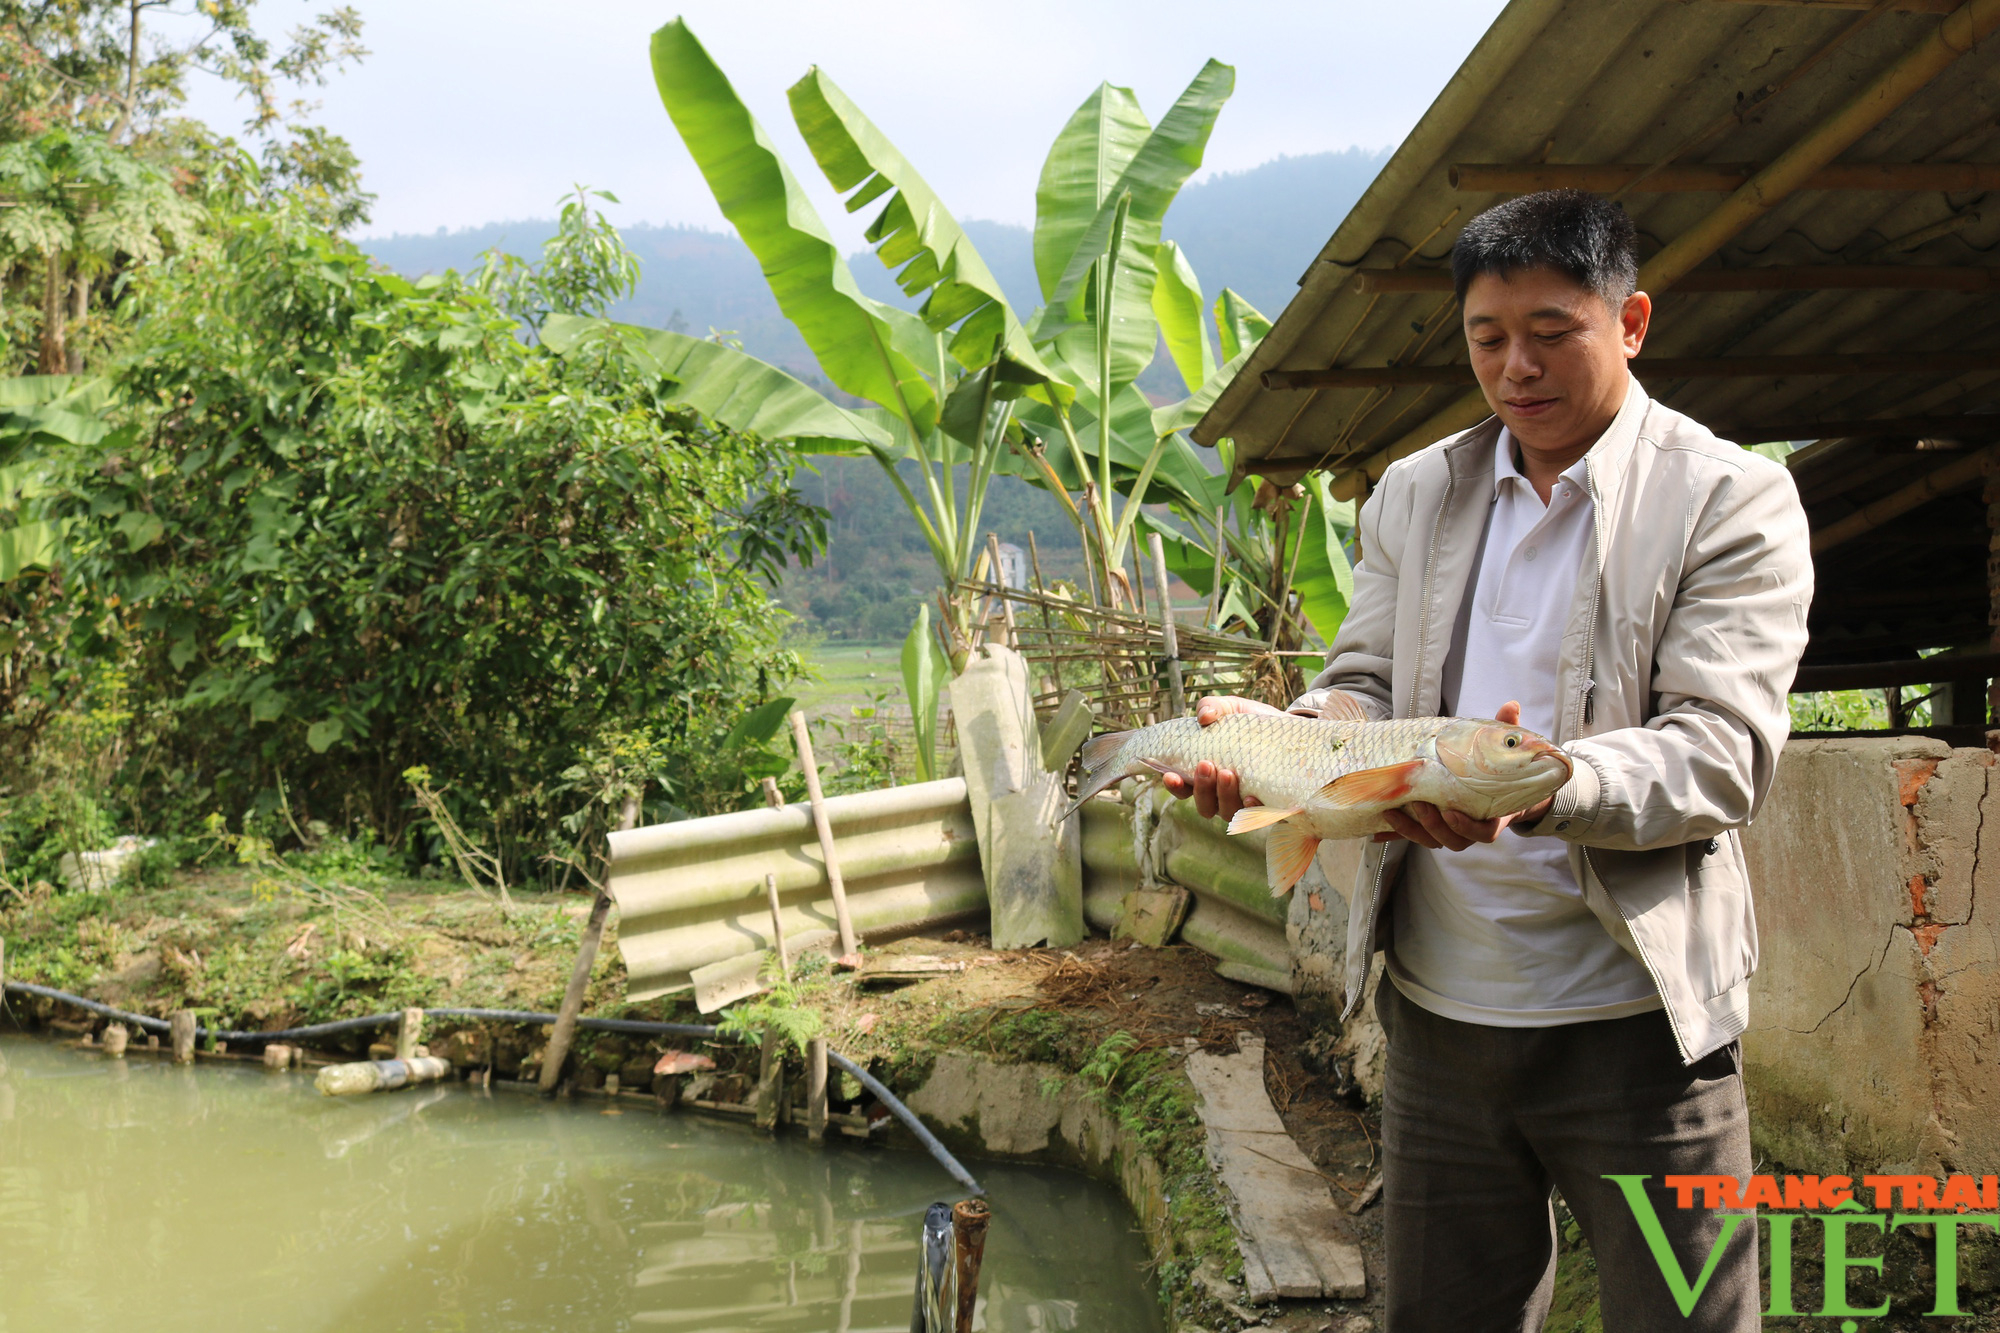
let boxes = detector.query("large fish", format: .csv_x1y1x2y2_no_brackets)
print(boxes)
1067,700,1572,895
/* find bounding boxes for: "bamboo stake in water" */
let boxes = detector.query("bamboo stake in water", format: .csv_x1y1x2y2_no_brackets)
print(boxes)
541,794,639,1095
790,711,860,963
807,1037,829,1145
1149,532,1187,718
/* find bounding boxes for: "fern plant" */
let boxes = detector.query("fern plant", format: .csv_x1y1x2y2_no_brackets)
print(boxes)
717,952,830,1055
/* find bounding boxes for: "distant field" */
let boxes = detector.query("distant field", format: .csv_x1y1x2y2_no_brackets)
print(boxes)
791,642,906,721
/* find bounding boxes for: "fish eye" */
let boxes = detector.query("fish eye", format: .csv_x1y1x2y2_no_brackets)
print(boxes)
1505,734,1520,748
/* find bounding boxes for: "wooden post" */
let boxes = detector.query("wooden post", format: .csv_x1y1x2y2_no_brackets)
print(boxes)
761,776,786,809
1149,532,1187,719
169,1011,196,1064
396,1008,424,1061
806,1037,829,1145
102,1023,128,1057
764,873,790,978
951,1199,991,1333
540,799,640,1096
789,711,859,963
753,1028,784,1133
987,533,1016,648
0,936,6,994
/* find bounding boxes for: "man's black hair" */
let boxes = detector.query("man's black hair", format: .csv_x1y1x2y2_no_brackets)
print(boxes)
1450,189,1639,308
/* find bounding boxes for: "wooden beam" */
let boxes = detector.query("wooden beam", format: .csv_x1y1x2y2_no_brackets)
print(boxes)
1720,415,2000,441
1263,352,2000,392
1711,0,1958,13
1791,651,2000,693
1451,162,2000,194
1350,265,2000,295
1811,445,1999,553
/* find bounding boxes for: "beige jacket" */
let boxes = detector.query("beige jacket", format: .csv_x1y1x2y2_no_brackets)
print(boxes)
1296,378,1812,1063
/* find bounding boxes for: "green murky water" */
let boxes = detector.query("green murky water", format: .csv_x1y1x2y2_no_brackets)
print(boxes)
0,1036,1163,1332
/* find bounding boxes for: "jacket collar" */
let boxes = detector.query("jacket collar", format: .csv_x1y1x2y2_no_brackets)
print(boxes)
1439,374,1650,504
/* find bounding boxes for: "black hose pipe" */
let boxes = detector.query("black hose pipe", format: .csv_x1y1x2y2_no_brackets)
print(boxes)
1,979,982,1195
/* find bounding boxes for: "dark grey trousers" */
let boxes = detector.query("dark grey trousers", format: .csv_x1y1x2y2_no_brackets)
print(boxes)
1375,980,1758,1332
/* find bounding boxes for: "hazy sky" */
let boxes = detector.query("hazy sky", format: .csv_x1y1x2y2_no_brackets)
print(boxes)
182,0,1508,243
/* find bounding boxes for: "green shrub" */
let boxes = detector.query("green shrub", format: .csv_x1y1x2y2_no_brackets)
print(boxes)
39,206,825,877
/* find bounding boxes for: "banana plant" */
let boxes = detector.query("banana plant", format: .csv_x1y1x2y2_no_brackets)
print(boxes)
643,21,1341,659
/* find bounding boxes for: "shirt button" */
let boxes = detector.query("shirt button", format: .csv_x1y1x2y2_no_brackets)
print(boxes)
1704,837,1720,856
1524,545,1539,562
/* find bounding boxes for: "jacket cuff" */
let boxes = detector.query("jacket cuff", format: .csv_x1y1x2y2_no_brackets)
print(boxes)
1521,755,1604,839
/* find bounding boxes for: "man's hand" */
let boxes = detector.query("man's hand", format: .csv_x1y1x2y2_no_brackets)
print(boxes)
1158,695,1282,820
1372,700,1557,850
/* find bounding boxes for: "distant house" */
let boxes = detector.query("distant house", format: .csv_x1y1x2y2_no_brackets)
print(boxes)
995,542,1028,591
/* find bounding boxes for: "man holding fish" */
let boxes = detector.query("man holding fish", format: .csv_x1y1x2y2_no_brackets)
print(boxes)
1107,190,1811,1329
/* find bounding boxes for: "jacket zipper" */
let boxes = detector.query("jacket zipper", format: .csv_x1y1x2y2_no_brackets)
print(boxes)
1351,467,1455,1007
1579,461,1604,734
1578,454,1693,1064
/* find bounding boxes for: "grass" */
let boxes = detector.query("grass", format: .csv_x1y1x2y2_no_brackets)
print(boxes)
791,641,904,720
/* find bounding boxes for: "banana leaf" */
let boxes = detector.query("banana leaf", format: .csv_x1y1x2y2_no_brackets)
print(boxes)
650,20,939,434
1031,84,1150,302
902,603,948,781
1214,288,1272,364
1150,240,1215,393
1033,61,1234,391
787,69,1055,386
540,314,892,454
1151,346,1254,441
1291,473,1355,645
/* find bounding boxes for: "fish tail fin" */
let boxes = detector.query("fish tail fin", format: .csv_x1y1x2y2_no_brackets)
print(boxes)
1058,731,1140,819
1264,819,1322,897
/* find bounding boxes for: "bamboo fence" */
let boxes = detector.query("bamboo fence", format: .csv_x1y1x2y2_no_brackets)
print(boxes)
951,567,1323,731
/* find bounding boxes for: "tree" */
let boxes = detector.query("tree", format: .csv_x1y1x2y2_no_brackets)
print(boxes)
41,202,827,872
0,127,199,370
0,2,372,373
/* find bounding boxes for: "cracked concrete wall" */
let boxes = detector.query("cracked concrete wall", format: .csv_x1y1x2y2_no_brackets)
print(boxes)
1741,736,1999,1176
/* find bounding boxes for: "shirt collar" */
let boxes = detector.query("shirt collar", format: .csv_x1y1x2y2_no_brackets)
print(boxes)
1491,427,1591,502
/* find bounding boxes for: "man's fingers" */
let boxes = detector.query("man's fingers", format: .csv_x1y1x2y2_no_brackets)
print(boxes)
1161,771,1192,799
1406,801,1475,852
1496,700,1522,726
1380,806,1440,850
1195,695,1285,727
1440,808,1506,845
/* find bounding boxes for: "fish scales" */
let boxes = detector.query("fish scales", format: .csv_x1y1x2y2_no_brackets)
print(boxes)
1068,711,1574,896
1093,715,1456,814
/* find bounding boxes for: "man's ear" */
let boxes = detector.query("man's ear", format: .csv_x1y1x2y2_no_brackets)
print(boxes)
1620,291,1651,358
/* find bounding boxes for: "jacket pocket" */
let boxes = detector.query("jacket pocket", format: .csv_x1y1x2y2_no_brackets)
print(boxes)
1684,832,1756,1001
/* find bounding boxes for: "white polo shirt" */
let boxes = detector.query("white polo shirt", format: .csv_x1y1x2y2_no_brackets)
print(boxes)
1386,429,1660,1026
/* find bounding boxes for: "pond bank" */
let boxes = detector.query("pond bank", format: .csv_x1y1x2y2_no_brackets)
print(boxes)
0,870,1397,1330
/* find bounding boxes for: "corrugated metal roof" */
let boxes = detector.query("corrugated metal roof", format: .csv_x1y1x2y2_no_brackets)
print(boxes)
1194,0,2000,664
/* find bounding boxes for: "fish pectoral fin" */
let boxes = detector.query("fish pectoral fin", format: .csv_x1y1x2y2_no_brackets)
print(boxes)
1226,805,1303,834
1265,819,1322,897
1318,689,1373,723
1317,759,1426,809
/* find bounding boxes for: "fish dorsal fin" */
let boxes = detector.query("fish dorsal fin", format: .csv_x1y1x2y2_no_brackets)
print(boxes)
1316,759,1424,809
1226,805,1303,834
1265,820,1322,896
1317,689,1372,723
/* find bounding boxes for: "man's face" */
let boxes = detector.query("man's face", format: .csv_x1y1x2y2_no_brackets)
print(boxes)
1461,265,1651,456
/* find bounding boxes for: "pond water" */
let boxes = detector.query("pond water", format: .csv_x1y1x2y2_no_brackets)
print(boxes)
0,1036,1164,1332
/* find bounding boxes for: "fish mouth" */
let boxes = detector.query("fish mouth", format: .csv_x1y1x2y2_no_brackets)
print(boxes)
1525,738,1574,780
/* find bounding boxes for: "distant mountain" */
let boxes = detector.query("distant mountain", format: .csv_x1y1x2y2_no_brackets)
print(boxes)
359,148,1391,385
